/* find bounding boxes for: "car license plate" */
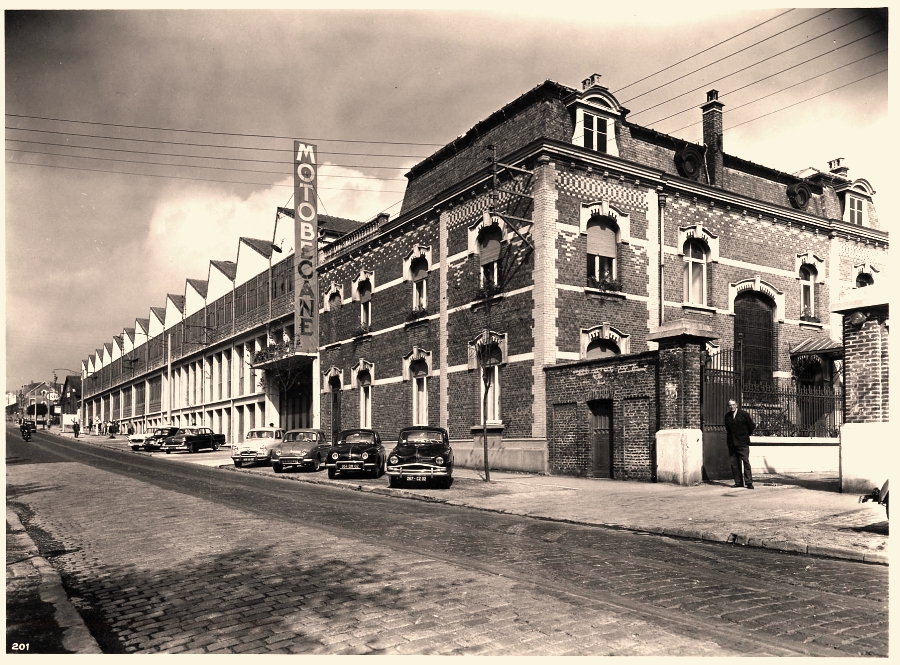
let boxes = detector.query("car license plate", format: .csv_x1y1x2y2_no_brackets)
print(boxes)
343,464,361,470
405,475,427,482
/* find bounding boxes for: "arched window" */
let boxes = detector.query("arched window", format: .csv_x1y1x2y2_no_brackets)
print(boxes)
683,239,708,305
410,256,429,310
480,344,502,424
735,292,775,385
586,216,617,286
856,272,874,288
358,279,372,327
410,359,429,425
799,265,816,320
328,291,342,312
357,369,372,428
586,339,620,359
478,226,503,288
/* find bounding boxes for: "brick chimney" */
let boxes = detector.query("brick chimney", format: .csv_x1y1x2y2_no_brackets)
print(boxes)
828,157,849,179
375,212,390,226
701,90,724,187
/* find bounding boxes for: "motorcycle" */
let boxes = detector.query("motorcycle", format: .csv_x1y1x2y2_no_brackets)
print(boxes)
860,479,889,519
21,427,31,442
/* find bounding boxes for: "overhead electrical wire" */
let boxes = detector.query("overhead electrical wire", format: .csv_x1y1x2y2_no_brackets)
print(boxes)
4,125,431,159
5,160,408,192
5,145,411,180
4,112,445,147
613,8,796,93
648,42,887,131
628,14,873,119
621,8,837,106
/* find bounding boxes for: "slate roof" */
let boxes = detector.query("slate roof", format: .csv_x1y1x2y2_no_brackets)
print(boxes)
168,294,185,313
241,237,276,259
277,207,364,237
136,318,150,334
211,260,237,281
150,307,166,323
187,279,209,298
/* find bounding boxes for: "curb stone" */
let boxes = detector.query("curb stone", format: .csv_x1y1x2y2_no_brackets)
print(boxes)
6,507,102,654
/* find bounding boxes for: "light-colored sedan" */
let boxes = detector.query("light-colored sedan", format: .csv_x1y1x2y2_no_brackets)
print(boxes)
231,427,285,467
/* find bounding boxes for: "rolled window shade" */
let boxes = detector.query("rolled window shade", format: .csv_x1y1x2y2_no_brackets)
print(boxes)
410,359,428,378
411,257,429,282
478,226,503,264
358,281,372,302
587,220,616,257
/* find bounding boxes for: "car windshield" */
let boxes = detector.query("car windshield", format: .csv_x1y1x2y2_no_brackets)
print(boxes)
341,432,374,444
154,429,173,436
285,432,317,443
400,430,444,446
247,430,275,439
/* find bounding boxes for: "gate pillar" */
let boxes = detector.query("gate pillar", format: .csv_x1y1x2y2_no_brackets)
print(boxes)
648,319,717,485
833,286,889,493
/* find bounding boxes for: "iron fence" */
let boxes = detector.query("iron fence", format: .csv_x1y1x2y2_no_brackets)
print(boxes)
742,382,842,438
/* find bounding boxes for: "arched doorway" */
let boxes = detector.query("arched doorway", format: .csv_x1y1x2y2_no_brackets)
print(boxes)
735,292,775,386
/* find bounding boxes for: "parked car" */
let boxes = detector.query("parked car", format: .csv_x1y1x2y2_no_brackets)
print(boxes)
231,427,285,467
326,429,385,479
131,426,179,451
163,427,226,454
271,429,330,473
860,479,889,519
386,426,454,488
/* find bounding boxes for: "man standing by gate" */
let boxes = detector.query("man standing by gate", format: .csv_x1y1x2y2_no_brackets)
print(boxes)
724,399,755,489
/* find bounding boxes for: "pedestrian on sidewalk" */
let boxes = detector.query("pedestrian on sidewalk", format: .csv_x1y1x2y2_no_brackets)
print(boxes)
73,421,80,438
724,399,755,489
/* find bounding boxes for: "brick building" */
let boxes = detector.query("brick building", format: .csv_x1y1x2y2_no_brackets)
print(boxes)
80,74,887,480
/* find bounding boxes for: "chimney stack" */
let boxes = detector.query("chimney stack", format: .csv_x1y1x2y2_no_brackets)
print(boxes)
701,90,724,187
828,157,849,179
375,212,390,226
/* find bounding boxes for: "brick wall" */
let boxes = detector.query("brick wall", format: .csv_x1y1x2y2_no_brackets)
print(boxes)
843,306,889,424
546,352,658,479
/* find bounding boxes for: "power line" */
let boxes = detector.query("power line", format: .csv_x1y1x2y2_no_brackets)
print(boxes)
628,15,876,119
5,160,407,193
613,9,795,94
622,9,836,106
4,112,445,147
725,68,887,131
647,43,886,129
4,125,431,159
5,146,410,181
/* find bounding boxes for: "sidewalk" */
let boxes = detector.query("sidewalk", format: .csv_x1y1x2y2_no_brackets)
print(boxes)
56,430,893,564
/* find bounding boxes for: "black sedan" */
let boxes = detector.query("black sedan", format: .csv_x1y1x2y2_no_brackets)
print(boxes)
326,429,385,479
271,429,330,473
387,426,454,488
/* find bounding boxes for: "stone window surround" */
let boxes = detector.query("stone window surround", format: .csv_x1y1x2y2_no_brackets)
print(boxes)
467,331,508,370
579,199,631,244
727,276,786,323
321,365,344,394
351,270,375,302
323,282,344,312
403,245,433,281
350,358,375,389
402,347,432,381
580,323,631,358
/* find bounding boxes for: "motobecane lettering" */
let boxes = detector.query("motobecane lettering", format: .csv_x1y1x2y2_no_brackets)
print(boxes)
294,141,319,351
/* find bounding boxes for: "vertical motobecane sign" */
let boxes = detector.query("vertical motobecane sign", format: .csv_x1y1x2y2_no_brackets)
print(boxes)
293,141,319,353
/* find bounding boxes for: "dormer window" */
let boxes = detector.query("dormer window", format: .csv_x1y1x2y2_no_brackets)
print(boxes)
848,196,864,225
584,113,607,153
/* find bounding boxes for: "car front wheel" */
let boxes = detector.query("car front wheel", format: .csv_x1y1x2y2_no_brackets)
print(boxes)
328,468,336,479
212,442,219,451
233,460,242,468
273,462,284,473
312,457,322,472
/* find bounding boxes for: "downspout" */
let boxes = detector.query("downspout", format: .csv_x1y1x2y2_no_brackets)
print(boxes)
658,192,667,327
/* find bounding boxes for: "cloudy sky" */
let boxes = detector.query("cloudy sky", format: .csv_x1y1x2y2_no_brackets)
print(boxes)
4,7,889,391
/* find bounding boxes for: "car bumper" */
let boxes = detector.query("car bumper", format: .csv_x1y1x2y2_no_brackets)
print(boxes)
164,444,190,452
386,464,452,478
276,456,316,466
232,452,268,463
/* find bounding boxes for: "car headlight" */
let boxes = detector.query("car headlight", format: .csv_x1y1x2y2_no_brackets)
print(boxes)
275,449,281,456
361,452,369,460
389,455,398,464
435,456,444,465
331,451,339,460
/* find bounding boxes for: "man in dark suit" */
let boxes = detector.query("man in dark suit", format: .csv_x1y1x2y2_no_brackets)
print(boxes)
724,399,755,489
